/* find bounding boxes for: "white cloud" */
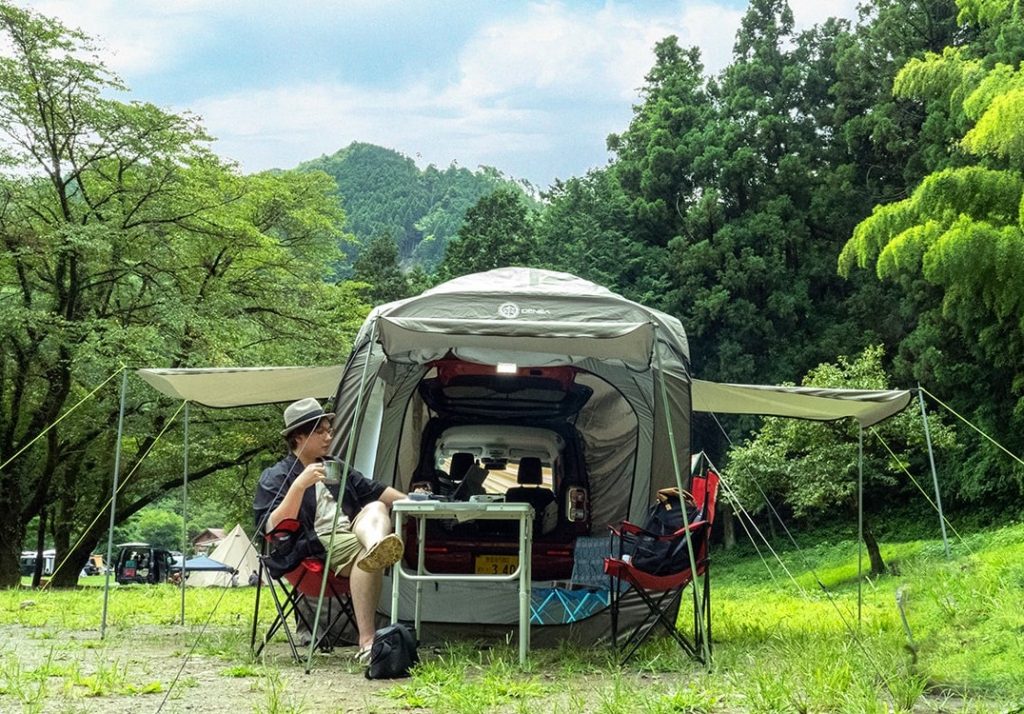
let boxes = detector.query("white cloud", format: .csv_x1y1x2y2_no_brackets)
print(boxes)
789,0,860,31
25,0,210,75
184,1,754,182
19,0,864,185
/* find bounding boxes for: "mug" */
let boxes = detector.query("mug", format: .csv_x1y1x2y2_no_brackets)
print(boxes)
321,458,341,485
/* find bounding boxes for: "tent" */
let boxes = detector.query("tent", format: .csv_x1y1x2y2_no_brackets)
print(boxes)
187,524,260,587
325,268,911,642
180,554,234,573
135,267,919,646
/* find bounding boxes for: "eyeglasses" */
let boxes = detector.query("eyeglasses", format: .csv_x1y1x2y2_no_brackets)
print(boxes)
313,424,334,436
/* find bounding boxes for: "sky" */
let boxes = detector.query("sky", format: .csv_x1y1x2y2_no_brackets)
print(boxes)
26,0,859,188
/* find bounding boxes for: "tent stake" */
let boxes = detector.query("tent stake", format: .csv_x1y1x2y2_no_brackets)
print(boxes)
181,401,190,625
917,387,950,558
101,369,128,639
857,425,863,627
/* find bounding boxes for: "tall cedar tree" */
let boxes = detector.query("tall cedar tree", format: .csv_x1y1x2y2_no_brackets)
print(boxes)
436,188,537,281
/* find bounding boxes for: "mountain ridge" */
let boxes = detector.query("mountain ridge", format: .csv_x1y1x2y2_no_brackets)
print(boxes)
297,142,534,272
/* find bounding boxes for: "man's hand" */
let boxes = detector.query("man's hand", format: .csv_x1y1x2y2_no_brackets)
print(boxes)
295,462,325,490
268,461,324,531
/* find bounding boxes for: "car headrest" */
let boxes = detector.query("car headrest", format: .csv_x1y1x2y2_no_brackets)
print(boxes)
517,457,542,485
449,452,475,482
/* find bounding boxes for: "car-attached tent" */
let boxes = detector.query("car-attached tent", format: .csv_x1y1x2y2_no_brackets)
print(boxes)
333,268,695,531
134,267,922,648
322,267,913,642
96,266,929,647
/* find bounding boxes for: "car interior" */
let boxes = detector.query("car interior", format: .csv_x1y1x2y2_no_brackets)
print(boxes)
403,360,594,580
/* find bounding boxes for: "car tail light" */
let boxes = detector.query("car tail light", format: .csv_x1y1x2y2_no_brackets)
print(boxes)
567,486,588,522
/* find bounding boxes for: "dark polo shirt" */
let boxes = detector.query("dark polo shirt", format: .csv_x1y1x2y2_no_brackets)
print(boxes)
252,453,385,574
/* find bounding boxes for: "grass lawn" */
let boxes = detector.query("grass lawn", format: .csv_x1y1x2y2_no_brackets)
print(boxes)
1,522,1022,713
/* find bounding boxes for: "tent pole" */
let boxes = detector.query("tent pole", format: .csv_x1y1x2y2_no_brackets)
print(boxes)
181,401,190,625
654,331,711,665
307,325,377,674
917,386,950,558
857,425,863,627
101,369,128,639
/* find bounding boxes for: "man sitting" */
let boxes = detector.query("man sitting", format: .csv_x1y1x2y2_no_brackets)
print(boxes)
253,398,405,661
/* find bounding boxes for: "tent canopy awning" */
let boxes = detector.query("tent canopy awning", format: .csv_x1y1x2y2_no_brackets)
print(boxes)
137,366,344,408
137,368,912,426
691,380,912,427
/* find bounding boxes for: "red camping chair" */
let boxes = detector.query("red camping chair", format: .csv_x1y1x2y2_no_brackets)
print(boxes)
250,518,356,662
604,468,720,665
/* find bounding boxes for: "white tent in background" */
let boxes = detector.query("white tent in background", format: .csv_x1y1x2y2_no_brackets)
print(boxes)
188,524,259,587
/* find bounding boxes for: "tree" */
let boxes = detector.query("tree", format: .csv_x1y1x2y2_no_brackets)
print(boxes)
839,0,1024,500
300,145,521,273
352,233,411,305
436,188,537,280
726,346,956,575
0,3,362,586
534,170,668,307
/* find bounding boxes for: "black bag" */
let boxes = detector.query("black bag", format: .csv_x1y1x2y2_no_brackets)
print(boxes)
629,488,702,576
365,624,419,679
263,520,314,579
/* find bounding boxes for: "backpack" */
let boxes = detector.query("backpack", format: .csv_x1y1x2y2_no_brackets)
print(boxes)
364,624,419,679
629,488,702,576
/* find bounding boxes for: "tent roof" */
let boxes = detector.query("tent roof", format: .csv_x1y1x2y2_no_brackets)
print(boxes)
691,380,912,427
137,366,343,408
366,267,686,366
181,555,234,572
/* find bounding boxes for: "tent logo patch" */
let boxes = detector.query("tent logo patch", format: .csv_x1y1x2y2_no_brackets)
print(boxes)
498,302,520,319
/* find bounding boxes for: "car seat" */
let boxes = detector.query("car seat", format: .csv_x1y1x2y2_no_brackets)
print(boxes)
505,457,558,535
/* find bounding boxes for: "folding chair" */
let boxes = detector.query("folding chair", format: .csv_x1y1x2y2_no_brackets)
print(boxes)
250,518,357,661
604,469,720,664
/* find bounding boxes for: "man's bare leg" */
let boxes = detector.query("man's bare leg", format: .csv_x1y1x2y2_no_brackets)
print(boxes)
345,502,402,649
352,501,403,572
351,501,392,547
342,563,383,650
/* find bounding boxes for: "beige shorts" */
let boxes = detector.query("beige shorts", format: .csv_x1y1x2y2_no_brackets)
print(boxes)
317,509,370,575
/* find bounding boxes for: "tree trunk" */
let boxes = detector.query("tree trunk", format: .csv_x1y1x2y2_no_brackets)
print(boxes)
31,508,48,587
721,501,736,550
863,520,886,576
0,517,24,587
49,512,79,588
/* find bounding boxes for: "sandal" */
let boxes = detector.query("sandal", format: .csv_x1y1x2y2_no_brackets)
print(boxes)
356,533,404,572
356,646,372,665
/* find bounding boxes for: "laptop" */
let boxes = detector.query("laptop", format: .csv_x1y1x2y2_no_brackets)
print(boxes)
449,462,488,502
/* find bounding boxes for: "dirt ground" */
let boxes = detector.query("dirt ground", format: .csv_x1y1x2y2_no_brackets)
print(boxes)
0,623,414,714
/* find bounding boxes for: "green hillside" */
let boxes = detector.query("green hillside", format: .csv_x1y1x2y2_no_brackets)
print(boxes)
298,142,530,272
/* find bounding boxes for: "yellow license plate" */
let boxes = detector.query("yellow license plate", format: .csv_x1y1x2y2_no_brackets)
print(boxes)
475,555,518,575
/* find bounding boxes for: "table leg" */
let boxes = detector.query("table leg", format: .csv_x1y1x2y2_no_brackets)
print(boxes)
415,515,426,638
519,512,532,665
390,511,403,625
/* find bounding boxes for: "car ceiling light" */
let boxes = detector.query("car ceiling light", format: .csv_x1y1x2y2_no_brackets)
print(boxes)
496,362,517,374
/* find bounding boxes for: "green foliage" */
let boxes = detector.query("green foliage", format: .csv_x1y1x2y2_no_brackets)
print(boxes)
115,508,184,551
351,234,414,305
299,143,530,273
0,2,366,586
436,187,538,280
841,0,1024,501
726,346,956,522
